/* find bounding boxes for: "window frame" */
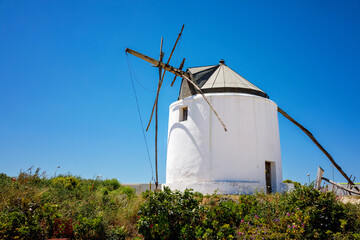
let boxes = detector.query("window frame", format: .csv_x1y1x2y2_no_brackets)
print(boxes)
179,106,188,122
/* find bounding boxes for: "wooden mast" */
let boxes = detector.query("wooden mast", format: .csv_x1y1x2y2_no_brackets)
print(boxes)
155,37,164,189
126,25,185,189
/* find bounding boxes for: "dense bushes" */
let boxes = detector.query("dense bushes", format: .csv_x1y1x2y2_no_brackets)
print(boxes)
0,169,139,239
137,187,204,239
1,169,360,239
138,186,360,240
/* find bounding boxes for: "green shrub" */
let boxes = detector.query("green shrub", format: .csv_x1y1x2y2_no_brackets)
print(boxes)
137,187,204,239
287,184,346,239
52,176,81,190
106,226,128,240
102,179,121,191
0,194,58,240
120,186,135,198
138,189,248,239
74,216,106,240
0,173,12,184
196,197,242,239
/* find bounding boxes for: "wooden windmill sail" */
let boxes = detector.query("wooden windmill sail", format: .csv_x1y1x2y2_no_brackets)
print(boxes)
126,25,227,189
125,26,359,193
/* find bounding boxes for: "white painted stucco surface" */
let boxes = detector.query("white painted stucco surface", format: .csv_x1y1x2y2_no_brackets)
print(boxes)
164,93,282,194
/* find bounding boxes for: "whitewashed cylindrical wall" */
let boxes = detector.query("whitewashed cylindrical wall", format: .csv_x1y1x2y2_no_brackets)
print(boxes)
164,93,282,194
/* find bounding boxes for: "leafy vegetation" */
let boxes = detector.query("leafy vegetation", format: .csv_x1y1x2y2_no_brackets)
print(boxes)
1,169,360,239
0,168,139,239
138,185,360,240
282,179,300,186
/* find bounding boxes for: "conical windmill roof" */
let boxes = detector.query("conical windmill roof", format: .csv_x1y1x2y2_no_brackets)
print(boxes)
179,60,269,99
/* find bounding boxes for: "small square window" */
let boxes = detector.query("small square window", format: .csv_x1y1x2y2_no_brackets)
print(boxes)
180,106,188,122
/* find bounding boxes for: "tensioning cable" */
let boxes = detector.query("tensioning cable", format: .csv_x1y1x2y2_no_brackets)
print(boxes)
126,53,155,181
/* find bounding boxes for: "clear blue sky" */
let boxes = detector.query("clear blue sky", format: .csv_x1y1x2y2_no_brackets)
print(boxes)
1,0,359,184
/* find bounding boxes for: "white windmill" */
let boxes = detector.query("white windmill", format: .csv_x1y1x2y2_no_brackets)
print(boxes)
164,60,281,194
126,25,359,194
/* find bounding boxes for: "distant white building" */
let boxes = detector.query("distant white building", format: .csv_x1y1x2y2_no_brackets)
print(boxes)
163,60,283,194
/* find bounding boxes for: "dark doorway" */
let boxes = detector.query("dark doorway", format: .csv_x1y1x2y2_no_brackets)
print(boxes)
265,162,272,194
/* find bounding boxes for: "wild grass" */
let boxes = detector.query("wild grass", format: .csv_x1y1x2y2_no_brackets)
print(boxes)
1,168,360,240
0,168,142,239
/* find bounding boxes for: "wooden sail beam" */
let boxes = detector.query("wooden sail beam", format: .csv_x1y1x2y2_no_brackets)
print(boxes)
125,48,227,131
145,25,185,132
183,75,227,131
278,107,359,192
171,58,185,87
125,48,189,79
